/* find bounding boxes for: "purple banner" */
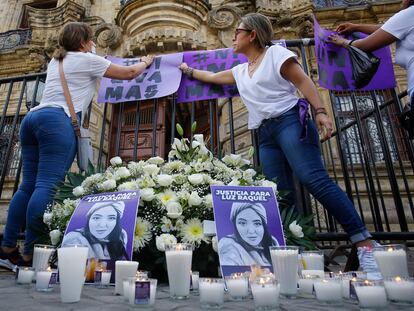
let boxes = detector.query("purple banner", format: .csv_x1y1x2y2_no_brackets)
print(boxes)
97,53,183,103
211,186,285,277
314,19,396,91
177,41,286,103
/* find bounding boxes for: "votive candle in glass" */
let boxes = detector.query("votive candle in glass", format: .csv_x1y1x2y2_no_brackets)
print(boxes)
32,244,55,279
199,278,224,309
353,280,388,309
16,267,35,285
191,271,199,291
313,278,342,304
384,276,414,305
35,267,56,292
251,275,280,311
94,269,112,288
373,244,408,278
300,250,324,271
269,246,299,298
339,271,366,301
225,273,249,300
128,277,158,308
165,243,193,299
298,274,318,298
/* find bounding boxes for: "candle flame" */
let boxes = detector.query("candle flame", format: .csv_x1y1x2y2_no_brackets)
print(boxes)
395,276,401,282
387,247,394,252
47,266,52,272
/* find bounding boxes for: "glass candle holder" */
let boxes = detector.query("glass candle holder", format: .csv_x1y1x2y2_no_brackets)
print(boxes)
94,269,112,288
251,275,280,311
225,274,249,300
191,271,199,291
165,243,193,300
199,278,224,309
136,270,149,279
128,277,158,308
313,278,342,304
384,276,414,305
300,250,324,271
298,274,318,298
35,267,57,292
32,244,55,279
353,279,388,309
269,246,299,298
373,244,409,278
16,267,35,285
339,271,366,301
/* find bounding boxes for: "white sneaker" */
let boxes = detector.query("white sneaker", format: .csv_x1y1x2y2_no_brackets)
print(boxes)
357,243,382,280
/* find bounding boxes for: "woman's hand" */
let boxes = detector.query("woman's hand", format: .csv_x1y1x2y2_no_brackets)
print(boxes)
179,62,189,72
141,55,154,68
328,33,350,47
315,113,333,140
335,22,357,34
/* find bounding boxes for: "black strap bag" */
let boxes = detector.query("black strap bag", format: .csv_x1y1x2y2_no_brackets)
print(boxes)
348,45,380,89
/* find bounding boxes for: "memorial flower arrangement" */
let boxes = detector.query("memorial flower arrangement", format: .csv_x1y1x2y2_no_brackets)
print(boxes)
41,124,316,278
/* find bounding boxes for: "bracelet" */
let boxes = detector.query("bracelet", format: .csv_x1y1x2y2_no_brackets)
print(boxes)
348,39,356,46
314,107,326,113
141,60,150,68
184,67,194,78
315,111,328,116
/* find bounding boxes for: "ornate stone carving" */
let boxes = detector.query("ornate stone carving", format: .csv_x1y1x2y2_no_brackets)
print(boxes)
207,5,243,30
0,29,32,53
95,23,123,49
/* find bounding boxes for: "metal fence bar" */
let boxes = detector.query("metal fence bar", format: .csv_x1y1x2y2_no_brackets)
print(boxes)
151,99,158,157
227,98,235,154
133,101,141,162
97,102,108,169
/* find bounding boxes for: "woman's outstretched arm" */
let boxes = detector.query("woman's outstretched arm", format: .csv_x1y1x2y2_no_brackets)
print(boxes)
179,63,236,85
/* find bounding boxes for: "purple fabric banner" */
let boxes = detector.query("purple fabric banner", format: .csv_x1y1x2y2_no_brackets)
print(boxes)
177,41,286,103
314,19,396,91
97,53,183,103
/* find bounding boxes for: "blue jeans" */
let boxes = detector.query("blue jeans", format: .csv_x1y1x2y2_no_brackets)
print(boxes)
2,107,77,255
258,106,371,244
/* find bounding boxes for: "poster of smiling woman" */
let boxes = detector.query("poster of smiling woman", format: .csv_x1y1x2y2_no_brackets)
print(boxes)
62,190,140,283
211,186,285,277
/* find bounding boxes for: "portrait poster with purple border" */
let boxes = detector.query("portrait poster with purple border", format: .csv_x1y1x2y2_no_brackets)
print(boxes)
62,190,140,283
211,185,285,277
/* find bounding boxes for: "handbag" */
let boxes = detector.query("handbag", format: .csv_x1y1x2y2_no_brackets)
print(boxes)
398,97,414,139
58,60,93,171
348,45,380,89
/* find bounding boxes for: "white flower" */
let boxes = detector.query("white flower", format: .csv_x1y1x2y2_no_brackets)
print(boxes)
43,212,52,225
134,217,152,250
147,156,164,165
243,169,256,182
110,156,122,166
204,194,213,209
118,181,138,191
172,138,183,151
50,229,62,246
175,218,184,230
261,180,278,194
155,234,177,252
114,167,131,180
289,220,304,238
177,190,190,201
141,188,155,201
82,173,104,189
143,164,160,176
72,186,85,197
192,140,201,148
164,161,185,173
228,179,240,186
158,190,177,206
188,173,204,185
210,179,224,186
188,191,202,207
99,179,117,191
161,217,174,232
212,236,218,252
157,174,173,187
128,161,145,177
222,154,243,167
166,201,183,219
193,134,204,145
180,218,207,246
138,176,156,188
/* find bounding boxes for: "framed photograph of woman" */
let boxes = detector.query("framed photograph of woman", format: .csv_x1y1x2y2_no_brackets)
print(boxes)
211,185,284,277
61,190,140,283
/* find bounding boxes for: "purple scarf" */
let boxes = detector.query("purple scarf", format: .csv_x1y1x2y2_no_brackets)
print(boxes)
298,98,309,141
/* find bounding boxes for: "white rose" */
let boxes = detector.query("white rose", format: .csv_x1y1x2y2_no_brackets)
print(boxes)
50,229,62,246
114,167,131,180
188,191,202,207
43,212,52,225
147,156,164,165
212,236,218,253
110,156,122,166
143,164,160,176
141,188,155,201
156,234,177,252
261,180,278,194
289,220,304,238
243,169,256,181
204,194,213,209
166,201,183,219
72,186,85,197
157,174,173,187
99,179,117,191
188,173,204,185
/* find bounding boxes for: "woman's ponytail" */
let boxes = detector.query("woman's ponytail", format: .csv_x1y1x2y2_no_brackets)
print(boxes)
53,46,67,60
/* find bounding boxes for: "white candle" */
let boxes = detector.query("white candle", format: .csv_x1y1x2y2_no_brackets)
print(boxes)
115,261,139,295
16,267,35,284
100,271,111,285
354,284,387,308
301,252,324,270
251,279,280,308
314,279,342,303
191,271,199,290
57,245,89,303
32,245,54,278
199,278,224,308
298,277,315,296
373,247,408,278
270,246,299,297
384,277,414,304
301,269,325,279
35,269,53,291
165,244,192,299
225,277,249,299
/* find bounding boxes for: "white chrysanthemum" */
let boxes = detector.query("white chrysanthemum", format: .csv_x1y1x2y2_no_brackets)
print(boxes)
164,161,185,173
82,173,104,189
155,234,177,252
161,217,174,232
158,190,177,206
180,218,206,246
177,191,190,202
128,161,145,177
157,174,173,187
118,181,139,191
188,191,202,207
173,174,187,185
141,188,155,201
138,176,156,189
212,236,218,253
50,229,62,246
134,217,152,250
204,194,213,209
99,179,117,191
114,167,131,180
143,164,160,176
72,186,85,197
188,174,204,185
43,212,52,226
110,156,123,166
166,201,183,219
147,156,164,165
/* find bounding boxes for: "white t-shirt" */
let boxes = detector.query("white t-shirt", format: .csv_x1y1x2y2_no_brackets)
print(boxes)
32,52,111,116
231,45,299,129
381,5,414,97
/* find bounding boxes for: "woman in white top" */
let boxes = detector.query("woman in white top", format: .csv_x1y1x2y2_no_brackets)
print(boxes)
330,1,414,104
180,13,381,278
0,22,153,268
